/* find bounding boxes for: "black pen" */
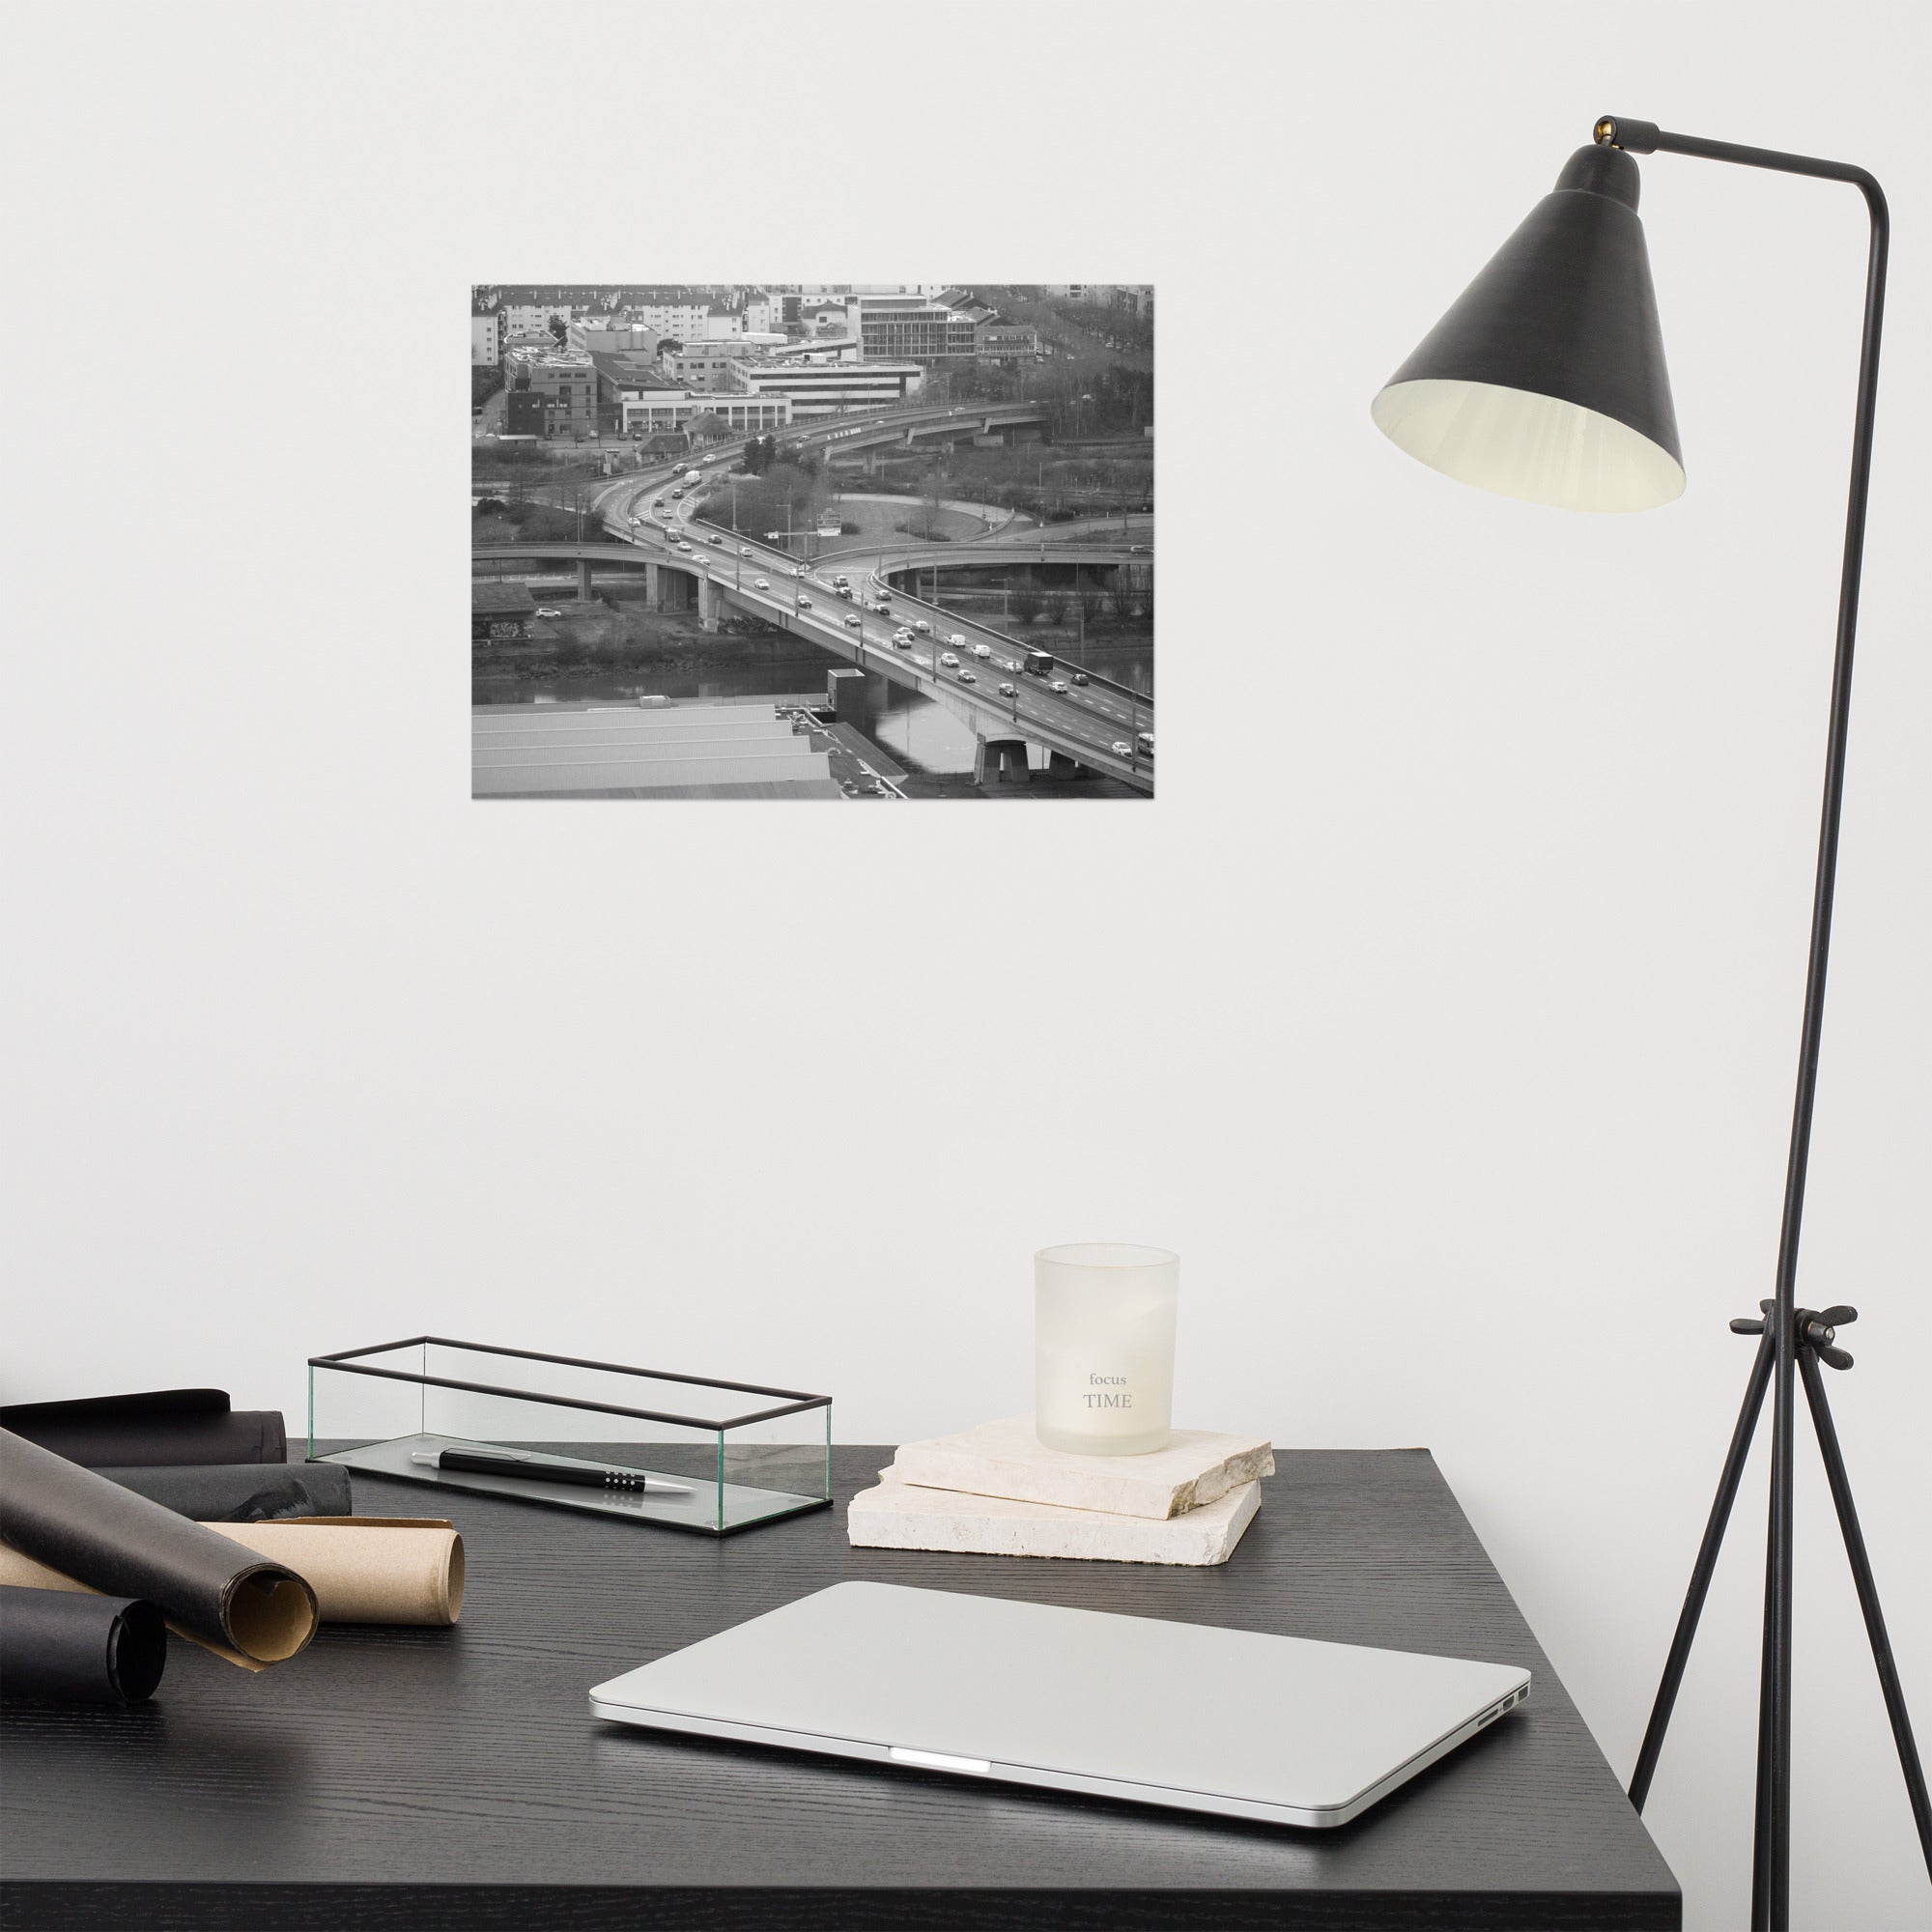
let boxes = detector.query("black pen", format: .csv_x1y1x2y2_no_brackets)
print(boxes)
411,1447,690,1495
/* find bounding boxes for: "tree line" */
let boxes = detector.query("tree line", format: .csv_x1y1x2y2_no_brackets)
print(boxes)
1005,564,1152,627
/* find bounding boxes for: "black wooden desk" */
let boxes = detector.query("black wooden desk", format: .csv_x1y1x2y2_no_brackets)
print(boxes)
0,1447,1679,1930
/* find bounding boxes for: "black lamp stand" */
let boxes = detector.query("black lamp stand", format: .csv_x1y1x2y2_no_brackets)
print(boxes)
1589,119,1930,1932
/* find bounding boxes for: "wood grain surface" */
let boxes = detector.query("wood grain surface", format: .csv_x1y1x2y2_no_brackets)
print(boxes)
0,1447,1679,1931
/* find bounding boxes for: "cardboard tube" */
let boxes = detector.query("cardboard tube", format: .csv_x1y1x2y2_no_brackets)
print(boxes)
0,1520,465,1632
200,1520,465,1626
0,1429,316,1670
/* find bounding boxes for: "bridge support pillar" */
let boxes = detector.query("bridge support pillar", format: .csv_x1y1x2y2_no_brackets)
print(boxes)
1045,750,1090,781
696,575,721,633
645,562,661,609
972,736,1032,786
577,559,593,601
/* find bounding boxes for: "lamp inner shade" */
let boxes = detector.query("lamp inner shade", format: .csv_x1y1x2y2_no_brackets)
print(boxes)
1372,377,1686,513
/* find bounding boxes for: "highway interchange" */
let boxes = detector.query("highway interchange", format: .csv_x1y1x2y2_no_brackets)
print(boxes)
582,412,1153,787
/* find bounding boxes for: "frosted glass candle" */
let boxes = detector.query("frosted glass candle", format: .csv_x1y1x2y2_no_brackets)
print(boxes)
1035,1243,1179,1456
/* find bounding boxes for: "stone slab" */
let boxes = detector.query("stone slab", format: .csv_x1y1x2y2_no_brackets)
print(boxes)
847,1466,1262,1566
890,1414,1274,1520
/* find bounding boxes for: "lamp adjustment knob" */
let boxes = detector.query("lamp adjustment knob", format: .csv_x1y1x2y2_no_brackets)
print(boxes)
1595,115,1662,154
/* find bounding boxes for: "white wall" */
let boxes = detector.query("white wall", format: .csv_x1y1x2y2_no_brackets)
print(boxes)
6,5,1928,1926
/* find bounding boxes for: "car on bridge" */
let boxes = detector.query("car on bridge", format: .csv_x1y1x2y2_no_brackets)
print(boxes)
1049,680,1070,694
956,669,977,683
1070,671,1091,686
797,596,812,610
1112,741,1133,756
939,652,960,668
912,620,932,635
1137,732,1155,754
534,608,561,619
753,577,770,589
738,546,752,556
628,516,641,526
972,644,992,660
1129,544,1151,554
998,682,1018,697
708,535,724,546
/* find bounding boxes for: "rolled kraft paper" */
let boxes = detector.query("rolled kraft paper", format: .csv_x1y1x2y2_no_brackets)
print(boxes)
0,1429,316,1671
0,1390,286,1467
98,1463,354,1523
0,1584,167,1706
202,1520,466,1626
0,1522,464,1629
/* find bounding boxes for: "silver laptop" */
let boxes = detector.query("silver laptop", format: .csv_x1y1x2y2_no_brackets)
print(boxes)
589,1580,1530,1828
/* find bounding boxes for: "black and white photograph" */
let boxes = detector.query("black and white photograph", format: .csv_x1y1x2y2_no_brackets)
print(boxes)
472,285,1153,798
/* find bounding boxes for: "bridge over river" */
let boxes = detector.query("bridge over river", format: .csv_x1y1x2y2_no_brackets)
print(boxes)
475,402,1150,789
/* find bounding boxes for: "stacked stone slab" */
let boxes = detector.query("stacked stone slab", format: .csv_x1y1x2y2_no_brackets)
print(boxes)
847,1416,1274,1567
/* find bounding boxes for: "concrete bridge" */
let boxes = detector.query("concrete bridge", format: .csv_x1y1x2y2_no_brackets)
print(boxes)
476,401,1146,787
471,535,1151,790
898,404,1048,445
472,540,665,606
796,402,1049,456
869,543,1152,581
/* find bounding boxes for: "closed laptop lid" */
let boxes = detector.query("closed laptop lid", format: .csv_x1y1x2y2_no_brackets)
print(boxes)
590,1580,1529,1822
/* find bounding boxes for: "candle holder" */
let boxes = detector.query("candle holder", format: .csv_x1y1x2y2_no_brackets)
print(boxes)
1034,1243,1179,1456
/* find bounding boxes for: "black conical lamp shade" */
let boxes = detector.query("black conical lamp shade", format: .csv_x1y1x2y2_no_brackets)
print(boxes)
1373,144,1684,512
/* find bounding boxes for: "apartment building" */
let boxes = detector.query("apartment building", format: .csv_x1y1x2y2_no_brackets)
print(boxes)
502,347,598,433
568,319,660,356
975,320,1040,362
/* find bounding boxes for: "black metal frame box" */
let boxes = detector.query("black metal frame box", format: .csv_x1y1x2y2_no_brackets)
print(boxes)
308,1336,832,1535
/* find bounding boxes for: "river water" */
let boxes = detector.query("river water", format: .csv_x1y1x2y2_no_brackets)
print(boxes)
477,640,1153,778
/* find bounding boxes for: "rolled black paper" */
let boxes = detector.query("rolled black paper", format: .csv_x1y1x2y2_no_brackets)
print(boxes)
0,1390,286,1467
95,1462,352,1522
0,1430,317,1668
0,1585,167,1705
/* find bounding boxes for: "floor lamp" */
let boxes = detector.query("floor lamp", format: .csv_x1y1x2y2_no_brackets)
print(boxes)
1370,117,1929,1932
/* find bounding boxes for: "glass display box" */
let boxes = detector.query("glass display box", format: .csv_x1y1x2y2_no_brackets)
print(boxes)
309,1337,832,1535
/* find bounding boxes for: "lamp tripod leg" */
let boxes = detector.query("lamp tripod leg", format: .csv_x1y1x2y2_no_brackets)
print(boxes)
1761,1293,1802,1932
1752,1438,1784,1931
1797,1349,1932,1876
1630,1325,1776,1810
